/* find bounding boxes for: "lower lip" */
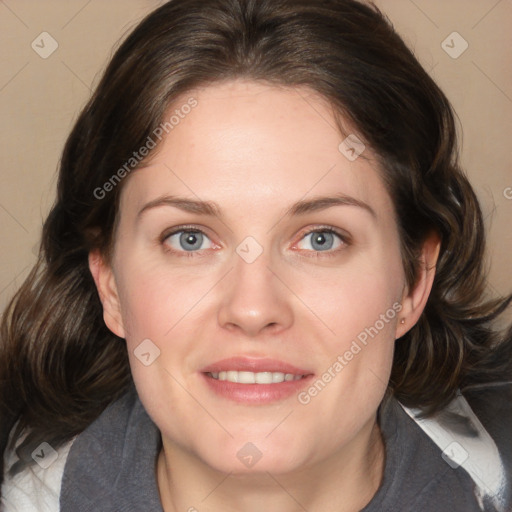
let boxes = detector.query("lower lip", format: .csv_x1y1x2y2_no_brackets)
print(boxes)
201,373,314,404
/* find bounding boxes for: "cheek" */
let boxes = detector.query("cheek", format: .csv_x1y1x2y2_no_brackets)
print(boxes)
114,252,216,343
294,261,401,427
289,242,404,413
294,247,404,338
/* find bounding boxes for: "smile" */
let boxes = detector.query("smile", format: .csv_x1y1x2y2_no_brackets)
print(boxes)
200,357,313,403
207,371,305,384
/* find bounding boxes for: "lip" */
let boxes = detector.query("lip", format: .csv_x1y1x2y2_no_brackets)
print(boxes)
199,357,315,404
200,357,312,375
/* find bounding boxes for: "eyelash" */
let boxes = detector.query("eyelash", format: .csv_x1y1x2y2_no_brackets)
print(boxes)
160,224,351,258
294,226,351,259
160,224,213,259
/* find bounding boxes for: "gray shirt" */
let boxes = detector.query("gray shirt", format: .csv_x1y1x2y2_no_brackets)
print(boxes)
59,384,512,511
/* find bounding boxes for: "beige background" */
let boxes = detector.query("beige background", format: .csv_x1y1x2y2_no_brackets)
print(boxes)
0,0,511,314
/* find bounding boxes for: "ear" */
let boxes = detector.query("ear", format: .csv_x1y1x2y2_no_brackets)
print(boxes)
88,249,126,339
395,231,441,339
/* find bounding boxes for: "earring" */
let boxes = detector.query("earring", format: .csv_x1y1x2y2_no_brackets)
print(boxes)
400,318,405,324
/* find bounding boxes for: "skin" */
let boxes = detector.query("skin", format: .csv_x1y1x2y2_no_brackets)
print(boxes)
89,80,439,512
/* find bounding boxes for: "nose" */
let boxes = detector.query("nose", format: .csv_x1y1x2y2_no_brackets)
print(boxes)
217,248,294,338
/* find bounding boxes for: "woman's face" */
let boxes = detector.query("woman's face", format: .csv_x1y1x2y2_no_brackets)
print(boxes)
100,80,409,474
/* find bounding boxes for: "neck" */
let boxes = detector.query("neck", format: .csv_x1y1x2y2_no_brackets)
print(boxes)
157,417,385,512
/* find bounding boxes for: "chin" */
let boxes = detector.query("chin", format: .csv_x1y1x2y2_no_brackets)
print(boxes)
196,434,311,476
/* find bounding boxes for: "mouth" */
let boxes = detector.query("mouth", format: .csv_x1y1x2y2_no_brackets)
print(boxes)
200,357,314,404
207,371,306,384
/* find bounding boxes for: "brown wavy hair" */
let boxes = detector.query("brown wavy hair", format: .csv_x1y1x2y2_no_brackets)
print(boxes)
1,0,511,482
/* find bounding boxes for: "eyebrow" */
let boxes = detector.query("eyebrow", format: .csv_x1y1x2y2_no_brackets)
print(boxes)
137,196,221,219
137,193,376,220
286,194,376,218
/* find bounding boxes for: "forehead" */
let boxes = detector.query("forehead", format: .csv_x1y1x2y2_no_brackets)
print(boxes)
121,80,393,218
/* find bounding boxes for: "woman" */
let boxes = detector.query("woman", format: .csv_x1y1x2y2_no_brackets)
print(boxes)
1,0,511,510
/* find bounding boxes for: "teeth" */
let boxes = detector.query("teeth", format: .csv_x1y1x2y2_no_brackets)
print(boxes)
210,371,304,384
227,370,239,382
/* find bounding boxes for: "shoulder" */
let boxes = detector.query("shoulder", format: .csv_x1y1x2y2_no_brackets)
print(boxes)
1,435,74,512
0,385,160,512
401,381,512,512
59,386,162,511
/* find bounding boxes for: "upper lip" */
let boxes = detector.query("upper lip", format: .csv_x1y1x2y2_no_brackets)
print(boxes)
200,357,313,375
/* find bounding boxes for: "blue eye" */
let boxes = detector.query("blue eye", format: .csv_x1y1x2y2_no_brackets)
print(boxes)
165,230,213,252
162,227,347,256
297,230,345,252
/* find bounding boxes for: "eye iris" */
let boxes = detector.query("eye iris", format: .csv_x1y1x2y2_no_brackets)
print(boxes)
179,231,203,251
311,231,334,251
